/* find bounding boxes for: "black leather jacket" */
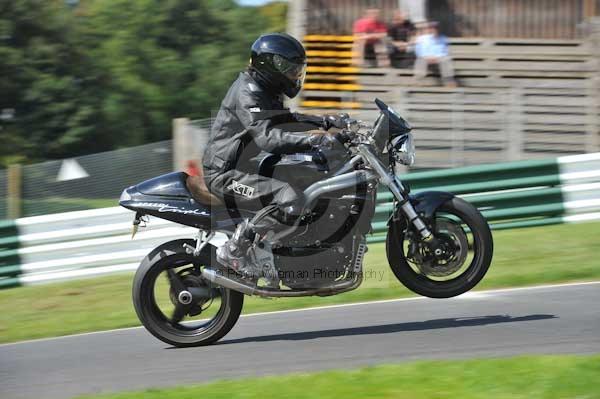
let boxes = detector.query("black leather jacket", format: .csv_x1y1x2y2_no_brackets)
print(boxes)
203,70,325,175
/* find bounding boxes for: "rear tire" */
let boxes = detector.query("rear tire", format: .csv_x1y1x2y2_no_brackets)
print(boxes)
132,239,244,347
386,197,493,298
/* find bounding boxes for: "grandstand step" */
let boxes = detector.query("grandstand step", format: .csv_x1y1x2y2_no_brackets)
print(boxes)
455,54,595,61
307,58,353,65
450,48,593,57
305,42,354,50
408,114,589,125
304,35,354,42
406,121,590,132
399,95,590,108
306,50,354,58
300,100,363,109
357,70,594,84
523,142,588,152
307,66,361,73
522,124,590,133
524,131,588,144
303,90,592,111
402,86,587,95
452,60,597,72
403,103,586,114
302,84,364,92
361,77,590,89
305,75,358,83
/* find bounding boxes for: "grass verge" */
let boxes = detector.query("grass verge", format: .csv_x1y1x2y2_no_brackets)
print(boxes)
77,355,600,399
1,221,599,344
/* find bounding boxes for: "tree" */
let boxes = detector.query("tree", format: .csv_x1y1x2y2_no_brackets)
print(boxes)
0,0,288,165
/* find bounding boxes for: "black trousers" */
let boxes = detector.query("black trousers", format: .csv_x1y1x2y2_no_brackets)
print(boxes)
204,168,301,212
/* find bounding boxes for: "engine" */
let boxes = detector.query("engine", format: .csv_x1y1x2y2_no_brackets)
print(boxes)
273,191,375,289
274,234,356,289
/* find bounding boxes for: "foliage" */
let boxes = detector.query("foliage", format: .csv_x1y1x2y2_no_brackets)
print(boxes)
0,0,288,166
259,1,288,32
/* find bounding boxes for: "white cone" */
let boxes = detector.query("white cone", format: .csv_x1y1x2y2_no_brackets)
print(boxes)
57,159,89,181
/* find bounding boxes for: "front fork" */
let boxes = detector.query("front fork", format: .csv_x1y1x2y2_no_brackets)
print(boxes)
358,145,433,241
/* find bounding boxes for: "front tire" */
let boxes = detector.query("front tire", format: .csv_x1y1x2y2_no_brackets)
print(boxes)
386,197,493,298
132,239,244,347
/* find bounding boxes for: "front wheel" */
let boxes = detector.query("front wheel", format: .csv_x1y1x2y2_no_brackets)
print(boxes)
132,239,244,347
386,197,493,298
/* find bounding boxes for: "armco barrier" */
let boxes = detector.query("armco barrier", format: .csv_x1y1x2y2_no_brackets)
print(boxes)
1,153,599,289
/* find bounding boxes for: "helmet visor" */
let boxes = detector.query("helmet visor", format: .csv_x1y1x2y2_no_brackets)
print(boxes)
273,54,307,85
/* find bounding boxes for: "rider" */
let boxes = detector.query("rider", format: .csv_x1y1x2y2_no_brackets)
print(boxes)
202,33,348,273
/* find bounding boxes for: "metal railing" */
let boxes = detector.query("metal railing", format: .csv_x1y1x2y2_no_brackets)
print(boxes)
1,141,173,219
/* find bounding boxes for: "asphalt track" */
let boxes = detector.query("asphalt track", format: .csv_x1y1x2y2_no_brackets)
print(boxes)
1,282,599,399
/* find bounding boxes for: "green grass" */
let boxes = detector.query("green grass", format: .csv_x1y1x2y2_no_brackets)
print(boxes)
77,355,600,399
0,221,599,344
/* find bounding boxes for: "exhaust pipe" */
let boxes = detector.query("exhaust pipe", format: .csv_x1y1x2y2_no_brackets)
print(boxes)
201,268,256,296
201,268,362,298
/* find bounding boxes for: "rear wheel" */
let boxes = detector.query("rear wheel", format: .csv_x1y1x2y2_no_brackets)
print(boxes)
132,239,244,347
386,197,493,298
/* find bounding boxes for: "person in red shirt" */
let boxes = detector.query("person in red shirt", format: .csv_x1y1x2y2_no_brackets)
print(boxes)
352,8,390,67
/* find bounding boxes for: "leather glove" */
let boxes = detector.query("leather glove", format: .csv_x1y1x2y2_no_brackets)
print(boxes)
323,113,350,130
308,131,338,150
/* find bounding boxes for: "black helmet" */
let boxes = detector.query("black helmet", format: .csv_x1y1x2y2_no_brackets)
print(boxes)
250,33,307,99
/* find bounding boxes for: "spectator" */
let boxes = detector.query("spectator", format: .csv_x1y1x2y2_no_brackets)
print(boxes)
414,21,457,87
387,9,416,68
352,8,390,67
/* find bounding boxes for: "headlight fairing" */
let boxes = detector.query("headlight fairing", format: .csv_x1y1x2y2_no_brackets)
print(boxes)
390,133,415,166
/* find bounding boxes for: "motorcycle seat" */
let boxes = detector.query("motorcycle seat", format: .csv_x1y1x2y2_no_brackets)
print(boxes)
186,174,223,207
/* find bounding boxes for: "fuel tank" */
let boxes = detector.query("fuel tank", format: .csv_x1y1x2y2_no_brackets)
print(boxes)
258,148,349,190
119,172,239,230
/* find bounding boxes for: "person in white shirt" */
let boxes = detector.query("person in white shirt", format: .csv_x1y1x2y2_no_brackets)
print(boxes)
413,21,457,87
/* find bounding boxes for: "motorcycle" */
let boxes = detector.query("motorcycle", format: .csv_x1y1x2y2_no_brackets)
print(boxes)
119,99,493,347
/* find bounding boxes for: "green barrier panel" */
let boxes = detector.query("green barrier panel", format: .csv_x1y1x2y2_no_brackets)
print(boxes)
0,219,17,232
374,202,565,223
0,276,21,289
0,264,22,277
0,220,18,244
481,203,564,221
414,175,561,196
489,217,564,230
367,235,387,244
0,248,18,261
376,178,562,204
463,187,563,208
400,158,559,191
0,220,22,278
0,236,20,251
380,186,563,208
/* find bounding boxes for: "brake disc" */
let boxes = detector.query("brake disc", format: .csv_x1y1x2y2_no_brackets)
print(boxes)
412,219,469,279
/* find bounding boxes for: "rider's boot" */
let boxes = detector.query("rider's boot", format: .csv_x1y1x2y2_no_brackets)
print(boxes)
216,219,255,273
216,202,304,274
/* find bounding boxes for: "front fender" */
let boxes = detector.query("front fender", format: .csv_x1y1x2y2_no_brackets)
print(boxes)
410,191,455,222
386,190,454,267
388,190,455,228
